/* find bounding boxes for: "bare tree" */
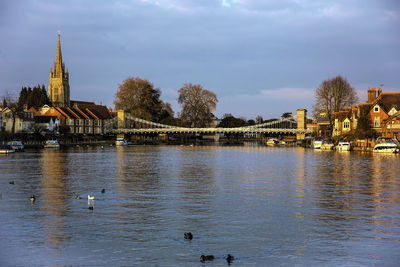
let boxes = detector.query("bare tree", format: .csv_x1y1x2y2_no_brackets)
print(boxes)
1,93,20,134
178,83,218,127
255,115,263,124
313,75,358,131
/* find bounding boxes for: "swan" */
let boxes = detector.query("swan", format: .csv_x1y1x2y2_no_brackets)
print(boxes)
88,195,95,200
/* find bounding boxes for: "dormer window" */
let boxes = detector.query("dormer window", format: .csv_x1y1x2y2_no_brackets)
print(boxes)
374,105,380,113
389,107,398,116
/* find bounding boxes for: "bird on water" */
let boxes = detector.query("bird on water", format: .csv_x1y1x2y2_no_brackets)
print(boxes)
29,195,36,203
88,195,94,200
184,232,193,240
200,255,214,262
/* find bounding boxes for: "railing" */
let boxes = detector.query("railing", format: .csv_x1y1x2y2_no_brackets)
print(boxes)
111,113,311,134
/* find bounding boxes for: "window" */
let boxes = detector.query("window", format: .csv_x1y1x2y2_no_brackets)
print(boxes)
67,119,74,126
343,119,351,131
374,117,380,127
374,106,380,113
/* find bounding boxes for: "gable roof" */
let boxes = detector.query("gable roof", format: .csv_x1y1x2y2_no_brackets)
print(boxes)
70,100,112,119
371,92,400,114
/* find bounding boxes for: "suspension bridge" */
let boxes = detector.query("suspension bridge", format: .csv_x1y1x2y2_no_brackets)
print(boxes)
111,109,311,140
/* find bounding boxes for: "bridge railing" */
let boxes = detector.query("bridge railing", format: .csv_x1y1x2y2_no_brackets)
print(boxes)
112,111,311,134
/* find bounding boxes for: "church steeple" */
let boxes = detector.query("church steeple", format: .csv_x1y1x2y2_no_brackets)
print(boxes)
55,32,63,78
48,31,70,107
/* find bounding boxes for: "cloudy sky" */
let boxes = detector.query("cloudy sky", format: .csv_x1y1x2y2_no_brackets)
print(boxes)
0,0,399,119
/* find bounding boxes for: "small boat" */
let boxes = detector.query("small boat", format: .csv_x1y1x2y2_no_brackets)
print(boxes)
44,139,60,148
115,138,128,146
336,141,351,151
7,140,24,151
321,140,335,150
312,137,324,149
373,137,399,153
266,138,279,146
0,145,15,154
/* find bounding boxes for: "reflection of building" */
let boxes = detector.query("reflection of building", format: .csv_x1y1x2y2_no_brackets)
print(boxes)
334,87,400,139
40,149,69,249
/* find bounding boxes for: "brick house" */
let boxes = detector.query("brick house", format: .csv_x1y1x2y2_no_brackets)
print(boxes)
333,87,400,139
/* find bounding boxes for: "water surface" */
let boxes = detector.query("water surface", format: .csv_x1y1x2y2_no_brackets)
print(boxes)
1,145,399,266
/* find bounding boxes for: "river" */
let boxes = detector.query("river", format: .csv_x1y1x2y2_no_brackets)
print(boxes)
1,145,399,266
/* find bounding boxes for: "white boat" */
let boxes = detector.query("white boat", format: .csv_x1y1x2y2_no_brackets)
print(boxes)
312,137,324,149
336,141,351,151
0,145,15,154
373,138,399,153
321,140,335,150
266,138,279,146
7,140,24,151
44,140,60,148
115,138,128,146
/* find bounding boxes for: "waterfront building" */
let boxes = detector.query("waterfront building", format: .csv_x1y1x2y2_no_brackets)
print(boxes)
37,33,112,135
1,107,35,133
334,87,400,139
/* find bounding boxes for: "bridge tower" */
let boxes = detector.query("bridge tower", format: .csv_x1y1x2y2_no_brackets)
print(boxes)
117,110,126,139
296,109,307,140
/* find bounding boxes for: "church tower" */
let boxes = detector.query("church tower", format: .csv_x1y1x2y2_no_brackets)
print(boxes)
48,32,70,107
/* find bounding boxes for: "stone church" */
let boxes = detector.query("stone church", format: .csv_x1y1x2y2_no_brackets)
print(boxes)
48,33,70,107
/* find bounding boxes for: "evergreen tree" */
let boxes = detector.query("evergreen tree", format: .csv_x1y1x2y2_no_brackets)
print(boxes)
17,87,28,110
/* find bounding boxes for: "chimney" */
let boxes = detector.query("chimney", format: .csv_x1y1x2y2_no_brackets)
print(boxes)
108,107,112,113
378,87,382,97
367,87,377,103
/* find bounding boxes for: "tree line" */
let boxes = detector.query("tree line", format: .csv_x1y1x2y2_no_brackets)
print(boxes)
113,77,292,129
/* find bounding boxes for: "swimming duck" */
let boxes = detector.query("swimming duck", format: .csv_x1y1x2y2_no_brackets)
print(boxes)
200,255,214,262
88,206,94,210
101,189,105,193
9,181,14,185
184,232,193,240
226,254,234,265
29,195,36,203
88,195,95,200
75,196,81,199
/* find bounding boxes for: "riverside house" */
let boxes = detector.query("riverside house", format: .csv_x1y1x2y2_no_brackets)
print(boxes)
334,87,400,140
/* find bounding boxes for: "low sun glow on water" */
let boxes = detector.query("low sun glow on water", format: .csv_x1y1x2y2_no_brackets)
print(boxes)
1,145,400,266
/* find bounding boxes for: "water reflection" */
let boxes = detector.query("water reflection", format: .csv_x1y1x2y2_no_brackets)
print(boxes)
0,146,399,265
40,149,69,251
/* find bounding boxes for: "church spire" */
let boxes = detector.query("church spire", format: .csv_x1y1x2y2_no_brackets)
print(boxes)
48,31,70,107
55,31,63,77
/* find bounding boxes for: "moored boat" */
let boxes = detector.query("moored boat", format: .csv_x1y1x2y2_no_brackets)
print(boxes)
321,140,334,150
373,137,399,153
336,141,351,151
0,145,15,154
44,139,60,148
7,140,24,151
266,138,279,146
312,137,324,149
115,138,128,146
